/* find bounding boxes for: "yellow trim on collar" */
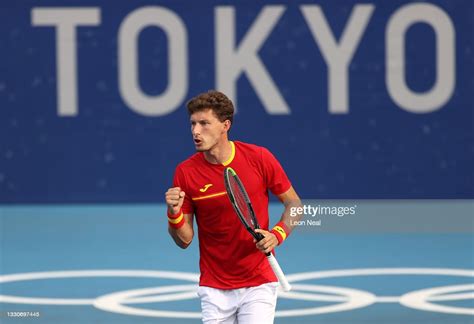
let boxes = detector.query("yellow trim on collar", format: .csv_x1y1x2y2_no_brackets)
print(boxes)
222,141,235,166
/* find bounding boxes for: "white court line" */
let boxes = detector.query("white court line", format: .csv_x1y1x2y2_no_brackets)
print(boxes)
0,268,473,318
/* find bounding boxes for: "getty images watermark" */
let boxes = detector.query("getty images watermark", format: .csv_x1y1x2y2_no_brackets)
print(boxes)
290,204,357,226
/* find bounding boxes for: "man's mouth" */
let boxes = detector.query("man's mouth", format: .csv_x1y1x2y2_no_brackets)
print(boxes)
194,138,202,145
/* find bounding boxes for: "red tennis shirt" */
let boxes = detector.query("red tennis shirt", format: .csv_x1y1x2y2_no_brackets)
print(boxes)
172,141,292,289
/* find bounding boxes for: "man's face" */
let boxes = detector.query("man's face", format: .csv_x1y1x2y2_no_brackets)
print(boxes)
190,109,228,152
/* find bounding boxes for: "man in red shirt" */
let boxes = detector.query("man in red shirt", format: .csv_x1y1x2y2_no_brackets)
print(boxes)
165,90,302,323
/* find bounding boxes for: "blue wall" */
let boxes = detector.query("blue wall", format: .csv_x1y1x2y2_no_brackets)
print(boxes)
0,0,472,202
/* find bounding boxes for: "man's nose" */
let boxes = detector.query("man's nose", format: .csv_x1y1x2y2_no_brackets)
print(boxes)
192,124,201,135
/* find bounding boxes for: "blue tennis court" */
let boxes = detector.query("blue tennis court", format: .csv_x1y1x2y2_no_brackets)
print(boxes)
1,202,472,323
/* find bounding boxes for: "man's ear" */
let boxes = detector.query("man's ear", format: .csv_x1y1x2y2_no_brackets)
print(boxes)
223,119,231,132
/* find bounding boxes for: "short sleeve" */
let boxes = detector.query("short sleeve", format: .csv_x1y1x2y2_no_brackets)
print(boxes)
261,147,292,196
172,165,194,215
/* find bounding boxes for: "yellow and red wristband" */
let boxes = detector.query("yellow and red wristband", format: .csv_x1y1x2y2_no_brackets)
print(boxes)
167,208,185,229
271,221,290,245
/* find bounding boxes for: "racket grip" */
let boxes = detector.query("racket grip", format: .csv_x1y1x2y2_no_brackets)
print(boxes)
255,232,265,241
266,254,291,292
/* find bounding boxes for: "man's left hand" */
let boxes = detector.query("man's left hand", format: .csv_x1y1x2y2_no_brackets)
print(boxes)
254,229,278,254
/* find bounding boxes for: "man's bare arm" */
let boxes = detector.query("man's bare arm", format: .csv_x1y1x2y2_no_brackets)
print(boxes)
255,186,303,254
168,213,194,249
275,186,303,232
165,187,194,249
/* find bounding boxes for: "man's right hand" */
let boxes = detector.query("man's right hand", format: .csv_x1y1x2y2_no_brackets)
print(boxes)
165,187,185,215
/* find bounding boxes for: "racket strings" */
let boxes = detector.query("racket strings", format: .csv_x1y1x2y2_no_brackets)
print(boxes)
229,176,255,229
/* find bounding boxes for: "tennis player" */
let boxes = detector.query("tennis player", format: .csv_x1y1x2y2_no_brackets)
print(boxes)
165,90,302,323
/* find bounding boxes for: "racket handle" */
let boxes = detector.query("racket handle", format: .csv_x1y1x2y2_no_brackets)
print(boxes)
255,232,265,241
266,254,291,292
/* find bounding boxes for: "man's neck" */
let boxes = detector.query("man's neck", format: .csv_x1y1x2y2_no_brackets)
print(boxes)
203,140,232,165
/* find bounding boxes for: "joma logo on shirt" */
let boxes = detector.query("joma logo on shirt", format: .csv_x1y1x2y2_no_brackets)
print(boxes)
199,184,213,192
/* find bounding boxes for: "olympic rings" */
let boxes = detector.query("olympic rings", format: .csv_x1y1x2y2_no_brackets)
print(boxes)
0,268,472,318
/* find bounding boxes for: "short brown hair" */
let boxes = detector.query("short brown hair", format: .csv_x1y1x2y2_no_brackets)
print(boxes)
186,90,234,124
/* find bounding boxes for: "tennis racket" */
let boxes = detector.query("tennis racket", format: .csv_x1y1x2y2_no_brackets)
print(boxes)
224,166,291,292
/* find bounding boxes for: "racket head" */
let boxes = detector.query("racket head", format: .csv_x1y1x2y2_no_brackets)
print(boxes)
224,167,262,241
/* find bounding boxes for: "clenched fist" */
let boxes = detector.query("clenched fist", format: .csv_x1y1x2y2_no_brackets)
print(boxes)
165,187,185,215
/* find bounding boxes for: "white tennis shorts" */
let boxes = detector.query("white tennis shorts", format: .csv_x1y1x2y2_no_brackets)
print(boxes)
198,282,279,324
